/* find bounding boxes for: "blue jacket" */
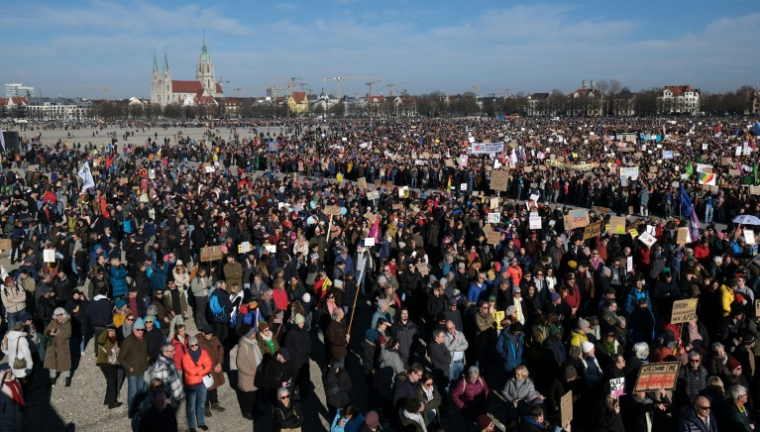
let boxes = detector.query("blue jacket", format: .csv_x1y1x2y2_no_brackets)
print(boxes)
468,282,486,303
495,326,524,372
624,288,652,315
110,265,129,298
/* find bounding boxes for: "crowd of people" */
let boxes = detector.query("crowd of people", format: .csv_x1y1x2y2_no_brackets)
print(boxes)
0,116,758,432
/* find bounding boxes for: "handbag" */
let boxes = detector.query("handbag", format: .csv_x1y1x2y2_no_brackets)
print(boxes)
101,344,120,365
12,340,26,370
305,272,317,286
202,373,215,388
45,323,57,347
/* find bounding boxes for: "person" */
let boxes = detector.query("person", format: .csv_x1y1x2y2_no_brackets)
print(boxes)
273,387,304,432
207,280,233,344
357,410,381,432
263,348,295,404
451,366,490,422
392,308,418,367
197,326,226,416
235,324,262,420
502,365,544,421
190,266,211,330
1,276,27,328
727,384,754,431
119,316,149,417
143,315,164,363
182,335,212,432
325,358,353,417
2,322,33,393
150,343,185,406
96,324,123,409
327,309,349,363
595,394,624,432
677,394,718,432
137,388,178,432
496,322,525,375
0,369,23,432
172,323,189,378
398,397,427,431
284,313,312,397
477,415,495,432
86,286,113,356
416,371,442,429
444,319,468,383
331,403,365,432
44,306,72,387
518,405,568,432
428,328,452,392
677,351,708,409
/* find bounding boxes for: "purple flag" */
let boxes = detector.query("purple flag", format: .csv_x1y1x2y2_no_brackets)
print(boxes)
689,208,701,242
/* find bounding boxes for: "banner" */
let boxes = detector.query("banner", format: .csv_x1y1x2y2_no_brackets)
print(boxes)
634,362,680,392
470,142,504,155
267,141,280,152
529,212,542,229
698,172,716,185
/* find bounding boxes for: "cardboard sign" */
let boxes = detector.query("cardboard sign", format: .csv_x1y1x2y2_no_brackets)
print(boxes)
386,181,393,189
638,231,657,247
374,179,382,186
610,216,627,235
392,203,404,210
0,239,11,251
416,263,429,277
485,229,502,246
676,227,691,245
357,177,368,189
560,391,573,427
583,221,602,240
28,164,38,172
634,362,680,392
490,170,510,191
564,215,575,230
755,299,760,317
200,246,224,262
744,229,756,245
366,190,380,200
43,249,56,263
529,212,542,229
729,169,741,176
610,377,626,398
490,198,500,209
750,186,760,195
568,210,589,228
119,177,129,185
486,213,501,224
323,206,342,216
671,299,699,324
721,157,732,166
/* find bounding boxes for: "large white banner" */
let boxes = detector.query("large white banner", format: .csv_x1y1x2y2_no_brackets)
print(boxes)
470,142,504,155
78,162,95,191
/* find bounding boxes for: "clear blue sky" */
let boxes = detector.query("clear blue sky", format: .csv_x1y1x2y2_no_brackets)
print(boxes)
1,0,758,99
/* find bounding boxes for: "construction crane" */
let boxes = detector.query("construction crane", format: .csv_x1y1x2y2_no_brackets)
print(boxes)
297,82,310,92
75,85,110,101
217,76,229,85
270,76,304,95
365,80,382,97
232,86,248,97
387,82,406,97
323,76,372,99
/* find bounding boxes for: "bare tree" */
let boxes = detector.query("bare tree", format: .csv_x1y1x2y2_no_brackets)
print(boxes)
609,79,622,95
595,79,609,95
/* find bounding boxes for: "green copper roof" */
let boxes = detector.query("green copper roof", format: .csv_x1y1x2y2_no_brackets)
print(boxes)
200,32,211,62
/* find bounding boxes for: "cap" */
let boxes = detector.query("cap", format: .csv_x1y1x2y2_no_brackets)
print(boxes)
188,336,199,345
18,312,32,323
115,299,127,309
505,305,516,316
488,295,497,302
578,319,590,329
202,326,214,334
743,334,756,345
581,341,595,353
550,292,561,303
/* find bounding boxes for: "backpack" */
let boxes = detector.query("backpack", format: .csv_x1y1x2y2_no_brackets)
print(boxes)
229,342,249,371
208,293,226,322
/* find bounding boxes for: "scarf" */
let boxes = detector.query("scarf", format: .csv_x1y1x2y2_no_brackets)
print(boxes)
122,323,133,339
5,379,24,412
189,347,202,363
402,410,427,432
108,334,117,343
603,340,617,355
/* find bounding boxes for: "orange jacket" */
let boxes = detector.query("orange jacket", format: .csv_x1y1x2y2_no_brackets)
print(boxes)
181,349,213,386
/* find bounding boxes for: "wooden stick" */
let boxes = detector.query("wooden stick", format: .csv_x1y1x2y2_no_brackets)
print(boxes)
347,279,361,330
325,214,334,242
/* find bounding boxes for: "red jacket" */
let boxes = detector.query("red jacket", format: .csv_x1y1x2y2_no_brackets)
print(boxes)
182,349,213,386
172,336,188,371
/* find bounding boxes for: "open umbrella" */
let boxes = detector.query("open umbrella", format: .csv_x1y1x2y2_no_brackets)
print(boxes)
732,215,760,225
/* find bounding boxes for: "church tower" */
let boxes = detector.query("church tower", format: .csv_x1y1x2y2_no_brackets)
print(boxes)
151,51,160,105
196,32,217,96
163,51,172,105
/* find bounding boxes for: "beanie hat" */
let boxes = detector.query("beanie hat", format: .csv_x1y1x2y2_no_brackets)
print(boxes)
294,313,305,324
188,336,199,346
728,357,742,372
581,341,595,354
258,322,270,332
133,317,145,330
550,324,562,336
364,411,380,429
550,291,561,303
476,415,493,430
578,318,590,330
115,299,127,309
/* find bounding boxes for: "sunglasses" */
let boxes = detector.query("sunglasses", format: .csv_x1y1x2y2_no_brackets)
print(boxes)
134,329,144,332
696,405,711,410
190,344,199,347
280,396,290,400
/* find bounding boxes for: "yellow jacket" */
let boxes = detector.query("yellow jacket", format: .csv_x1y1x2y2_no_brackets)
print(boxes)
569,329,589,347
720,284,734,317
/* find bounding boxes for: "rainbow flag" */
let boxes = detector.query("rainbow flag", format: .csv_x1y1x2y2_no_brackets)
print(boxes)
698,172,716,185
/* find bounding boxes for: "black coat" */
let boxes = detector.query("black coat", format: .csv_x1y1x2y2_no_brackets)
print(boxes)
263,359,294,389
283,326,311,372
428,341,452,379
324,367,352,408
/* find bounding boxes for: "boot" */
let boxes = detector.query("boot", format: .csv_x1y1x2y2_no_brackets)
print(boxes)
205,406,212,417
108,402,123,409
65,377,72,387
211,402,225,412
50,377,57,387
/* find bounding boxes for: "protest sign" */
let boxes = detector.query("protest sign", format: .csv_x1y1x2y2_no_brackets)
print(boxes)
416,263,429,277
357,177,368,189
529,212,542,229
744,229,756,245
238,242,253,254
671,299,699,324
583,221,602,240
610,216,627,235
490,171,509,191
484,229,501,245
676,227,691,245
367,191,380,200
486,213,501,224
470,142,504,154
200,246,224,262
634,362,680,392
560,391,573,427
324,206,342,216
490,197,500,209
610,378,625,398
564,215,575,230
638,231,657,247
364,237,375,247
0,239,11,250
44,249,56,263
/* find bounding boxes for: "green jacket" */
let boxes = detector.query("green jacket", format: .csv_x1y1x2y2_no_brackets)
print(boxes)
118,334,149,377
96,330,119,366
728,403,753,432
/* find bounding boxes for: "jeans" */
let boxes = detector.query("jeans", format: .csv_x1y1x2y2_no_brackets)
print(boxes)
450,360,465,384
7,309,26,328
705,204,713,223
186,383,207,428
194,296,209,330
127,374,146,413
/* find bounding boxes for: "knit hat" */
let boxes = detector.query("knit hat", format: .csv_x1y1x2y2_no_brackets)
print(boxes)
133,317,145,330
115,299,127,309
476,415,493,430
377,276,388,284
294,313,305,324
550,324,562,336
144,315,156,324
188,336,199,345
18,312,32,323
364,411,380,429
728,357,742,372
736,294,745,304
505,305,516,316
550,292,561,303
578,319,590,330
581,341,595,354
333,279,344,288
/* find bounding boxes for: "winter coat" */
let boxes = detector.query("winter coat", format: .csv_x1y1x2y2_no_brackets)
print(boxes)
150,354,184,403
196,333,225,391
110,265,129,298
3,331,33,378
595,398,625,432
378,348,406,401
118,333,149,377
164,287,188,315
236,337,260,392
181,348,213,386
428,341,452,379
495,328,525,373
502,377,542,405
284,326,311,373
43,319,71,372
676,406,718,432
95,331,119,366
327,319,348,359
1,285,26,314
223,261,243,289
451,376,490,418
171,335,188,371
324,366,353,408
273,400,304,432
0,378,22,432
391,320,418,363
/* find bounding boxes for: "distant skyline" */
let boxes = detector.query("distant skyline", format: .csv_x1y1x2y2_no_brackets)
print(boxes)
1,0,759,100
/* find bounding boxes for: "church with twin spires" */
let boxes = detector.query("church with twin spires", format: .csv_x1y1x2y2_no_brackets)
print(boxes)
150,36,224,107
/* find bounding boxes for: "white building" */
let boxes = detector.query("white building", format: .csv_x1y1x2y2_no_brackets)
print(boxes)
657,85,700,114
150,35,224,107
26,98,93,121
5,83,34,99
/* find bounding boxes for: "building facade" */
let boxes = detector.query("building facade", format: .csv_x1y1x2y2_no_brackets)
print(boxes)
4,83,34,99
150,36,224,107
26,98,93,121
657,85,700,114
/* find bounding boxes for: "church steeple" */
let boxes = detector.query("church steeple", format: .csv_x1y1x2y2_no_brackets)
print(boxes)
153,51,158,74
163,51,169,73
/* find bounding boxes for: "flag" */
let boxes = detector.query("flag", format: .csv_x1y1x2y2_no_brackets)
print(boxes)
685,162,693,178
0,128,5,152
78,162,95,192
680,184,693,218
689,209,701,242
446,176,452,194
754,164,758,186
369,217,381,244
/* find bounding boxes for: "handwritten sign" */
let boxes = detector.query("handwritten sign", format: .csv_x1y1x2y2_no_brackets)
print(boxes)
755,299,760,317
416,263,429,277
634,362,680,392
671,299,699,324
610,377,625,398
392,203,404,210
484,229,501,246
200,246,224,262
564,215,575,230
676,227,690,245
744,229,756,245
486,213,501,224
490,171,509,191
529,212,542,230
638,231,657,247
43,249,56,263
583,221,602,240
569,210,589,228
323,206,342,216
610,216,627,235
366,190,380,200
0,239,11,251
560,391,573,427
357,177,368,189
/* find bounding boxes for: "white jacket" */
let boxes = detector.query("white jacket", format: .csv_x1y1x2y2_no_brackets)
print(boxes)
2,331,33,378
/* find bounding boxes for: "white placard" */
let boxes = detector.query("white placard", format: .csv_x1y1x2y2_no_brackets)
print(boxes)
627,256,633,272
638,232,657,247
744,230,756,245
364,237,376,247
44,249,56,263
460,183,467,191
486,213,501,224
529,212,542,229
264,244,277,253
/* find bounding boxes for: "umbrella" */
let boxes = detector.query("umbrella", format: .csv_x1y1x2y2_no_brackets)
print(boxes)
732,215,760,225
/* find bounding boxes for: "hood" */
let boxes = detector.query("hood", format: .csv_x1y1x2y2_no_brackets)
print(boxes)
8,330,27,342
